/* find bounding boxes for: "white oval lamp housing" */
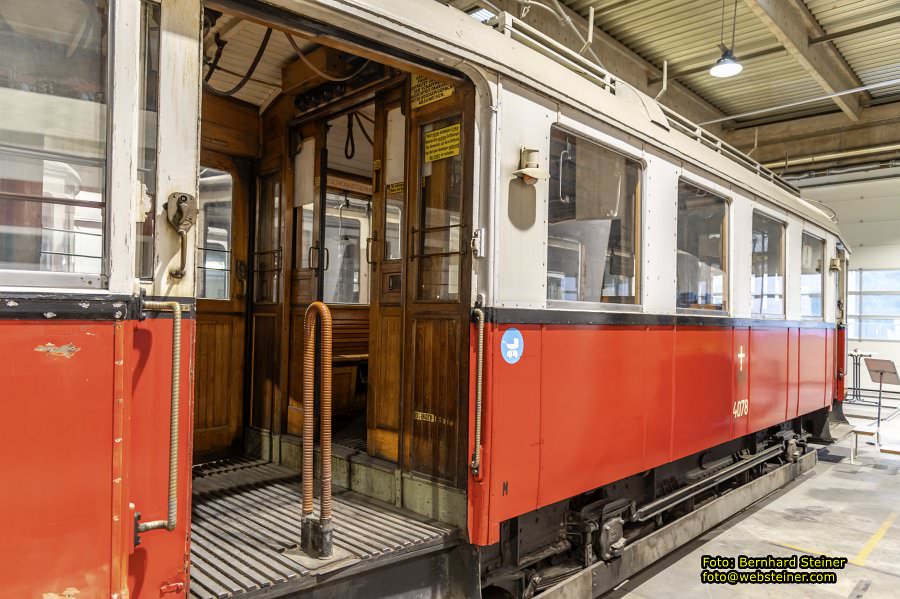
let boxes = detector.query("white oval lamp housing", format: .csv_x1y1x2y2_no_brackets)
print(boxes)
710,50,743,78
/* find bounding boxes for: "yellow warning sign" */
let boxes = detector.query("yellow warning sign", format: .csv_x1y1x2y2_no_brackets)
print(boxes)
386,181,405,195
424,123,461,163
411,74,454,108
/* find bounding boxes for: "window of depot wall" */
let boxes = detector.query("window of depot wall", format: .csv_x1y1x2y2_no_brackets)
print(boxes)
546,127,641,305
0,1,109,286
847,269,900,341
676,181,728,312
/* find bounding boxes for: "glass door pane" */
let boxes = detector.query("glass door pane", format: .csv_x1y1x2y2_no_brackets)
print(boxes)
416,116,463,301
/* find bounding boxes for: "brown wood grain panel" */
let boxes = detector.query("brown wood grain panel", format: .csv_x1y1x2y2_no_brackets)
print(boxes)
250,313,278,430
201,92,259,158
407,317,460,481
367,311,402,462
194,313,245,455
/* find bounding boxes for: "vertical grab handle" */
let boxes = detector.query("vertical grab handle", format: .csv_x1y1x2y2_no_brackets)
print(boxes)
301,301,334,558
136,300,182,534
470,308,486,481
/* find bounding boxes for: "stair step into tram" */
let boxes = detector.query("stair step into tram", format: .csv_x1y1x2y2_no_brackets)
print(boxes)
190,460,458,599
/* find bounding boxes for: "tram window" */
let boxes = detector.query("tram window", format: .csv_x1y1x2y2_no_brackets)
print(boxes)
676,181,727,311
0,1,108,284
323,192,370,304
196,167,233,299
800,233,825,319
546,127,641,304
383,106,405,261
135,1,161,279
416,116,464,301
254,174,281,303
750,212,785,316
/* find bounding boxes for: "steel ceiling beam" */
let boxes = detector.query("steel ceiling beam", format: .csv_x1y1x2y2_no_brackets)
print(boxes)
742,0,863,121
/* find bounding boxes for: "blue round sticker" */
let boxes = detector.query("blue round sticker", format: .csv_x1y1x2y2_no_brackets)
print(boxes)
501,328,524,364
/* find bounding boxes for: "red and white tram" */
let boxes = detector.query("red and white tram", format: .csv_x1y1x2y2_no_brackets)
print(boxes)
0,1,847,598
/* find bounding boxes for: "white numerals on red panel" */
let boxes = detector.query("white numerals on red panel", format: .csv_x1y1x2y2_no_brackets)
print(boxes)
732,398,749,418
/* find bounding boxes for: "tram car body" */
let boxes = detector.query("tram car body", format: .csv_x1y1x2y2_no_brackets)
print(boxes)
0,1,846,598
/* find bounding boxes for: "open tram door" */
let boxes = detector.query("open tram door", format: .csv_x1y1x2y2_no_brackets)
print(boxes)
400,78,474,487
289,70,475,488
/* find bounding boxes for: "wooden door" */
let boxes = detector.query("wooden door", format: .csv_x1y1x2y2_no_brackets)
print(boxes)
367,89,406,462
402,82,473,487
194,150,250,456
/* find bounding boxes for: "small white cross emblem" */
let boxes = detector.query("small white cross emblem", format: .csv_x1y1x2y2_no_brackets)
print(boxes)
737,345,746,372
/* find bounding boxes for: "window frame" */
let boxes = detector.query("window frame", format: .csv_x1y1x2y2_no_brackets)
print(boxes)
847,268,900,342
749,209,786,318
545,124,645,311
0,2,114,290
799,231,826,321
675,177,730,315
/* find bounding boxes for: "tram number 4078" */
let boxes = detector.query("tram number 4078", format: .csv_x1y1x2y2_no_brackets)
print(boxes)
733,399,749,418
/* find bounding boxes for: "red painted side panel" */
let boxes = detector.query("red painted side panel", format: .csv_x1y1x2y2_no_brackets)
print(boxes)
538,326,649,507
825,329,835,405
468,322,835,547
128,317,195,598
672,327,733,460
642,327,675,468
488,325,541,523
835,326,846,402
731,328,750,439
787,328,800,419
0,322,115,598
748,328,789,433
798,328,827,414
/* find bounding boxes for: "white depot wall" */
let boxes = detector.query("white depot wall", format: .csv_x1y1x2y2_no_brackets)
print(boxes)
803,175,900,392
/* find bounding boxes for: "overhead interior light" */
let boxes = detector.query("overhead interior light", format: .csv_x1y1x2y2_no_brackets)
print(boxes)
710,49,743,78
709,0,742,78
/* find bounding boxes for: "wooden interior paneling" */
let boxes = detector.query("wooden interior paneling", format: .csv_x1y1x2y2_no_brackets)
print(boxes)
250,312,278,430
368,312,402,461
201,92,259,158
194,314,245,454
408,317,462,480
286,305,370,436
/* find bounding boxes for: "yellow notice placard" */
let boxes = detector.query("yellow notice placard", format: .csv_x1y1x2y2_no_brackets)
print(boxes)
411,74,454,108
386,181,405,195
424,123,461,163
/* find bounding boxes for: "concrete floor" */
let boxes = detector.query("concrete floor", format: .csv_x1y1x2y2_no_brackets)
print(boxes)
607,401,900,599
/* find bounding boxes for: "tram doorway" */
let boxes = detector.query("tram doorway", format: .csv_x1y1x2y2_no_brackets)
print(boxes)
193,7,475,497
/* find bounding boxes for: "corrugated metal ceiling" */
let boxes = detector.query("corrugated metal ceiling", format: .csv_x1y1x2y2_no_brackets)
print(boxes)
560,0,900,123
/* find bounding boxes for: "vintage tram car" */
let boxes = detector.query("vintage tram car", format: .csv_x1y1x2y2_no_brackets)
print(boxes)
0,1,845,598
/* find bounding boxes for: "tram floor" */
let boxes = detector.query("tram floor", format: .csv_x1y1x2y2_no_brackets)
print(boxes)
189,458,458,599
604,411,900,599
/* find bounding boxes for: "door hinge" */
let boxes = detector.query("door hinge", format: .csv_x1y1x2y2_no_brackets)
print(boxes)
470,228,485,258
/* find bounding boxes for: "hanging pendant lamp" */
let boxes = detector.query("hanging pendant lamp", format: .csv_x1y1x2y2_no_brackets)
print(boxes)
710,0,743,78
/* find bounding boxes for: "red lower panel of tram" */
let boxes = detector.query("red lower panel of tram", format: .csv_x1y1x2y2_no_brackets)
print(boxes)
468,323,834,546
0,316,194,599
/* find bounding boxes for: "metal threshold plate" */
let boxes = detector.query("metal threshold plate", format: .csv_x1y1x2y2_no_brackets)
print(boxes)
190,459,456,599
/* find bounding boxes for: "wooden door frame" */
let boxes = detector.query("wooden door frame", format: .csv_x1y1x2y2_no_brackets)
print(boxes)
401,80,475,488
194,148,252,455
366,85,406,462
